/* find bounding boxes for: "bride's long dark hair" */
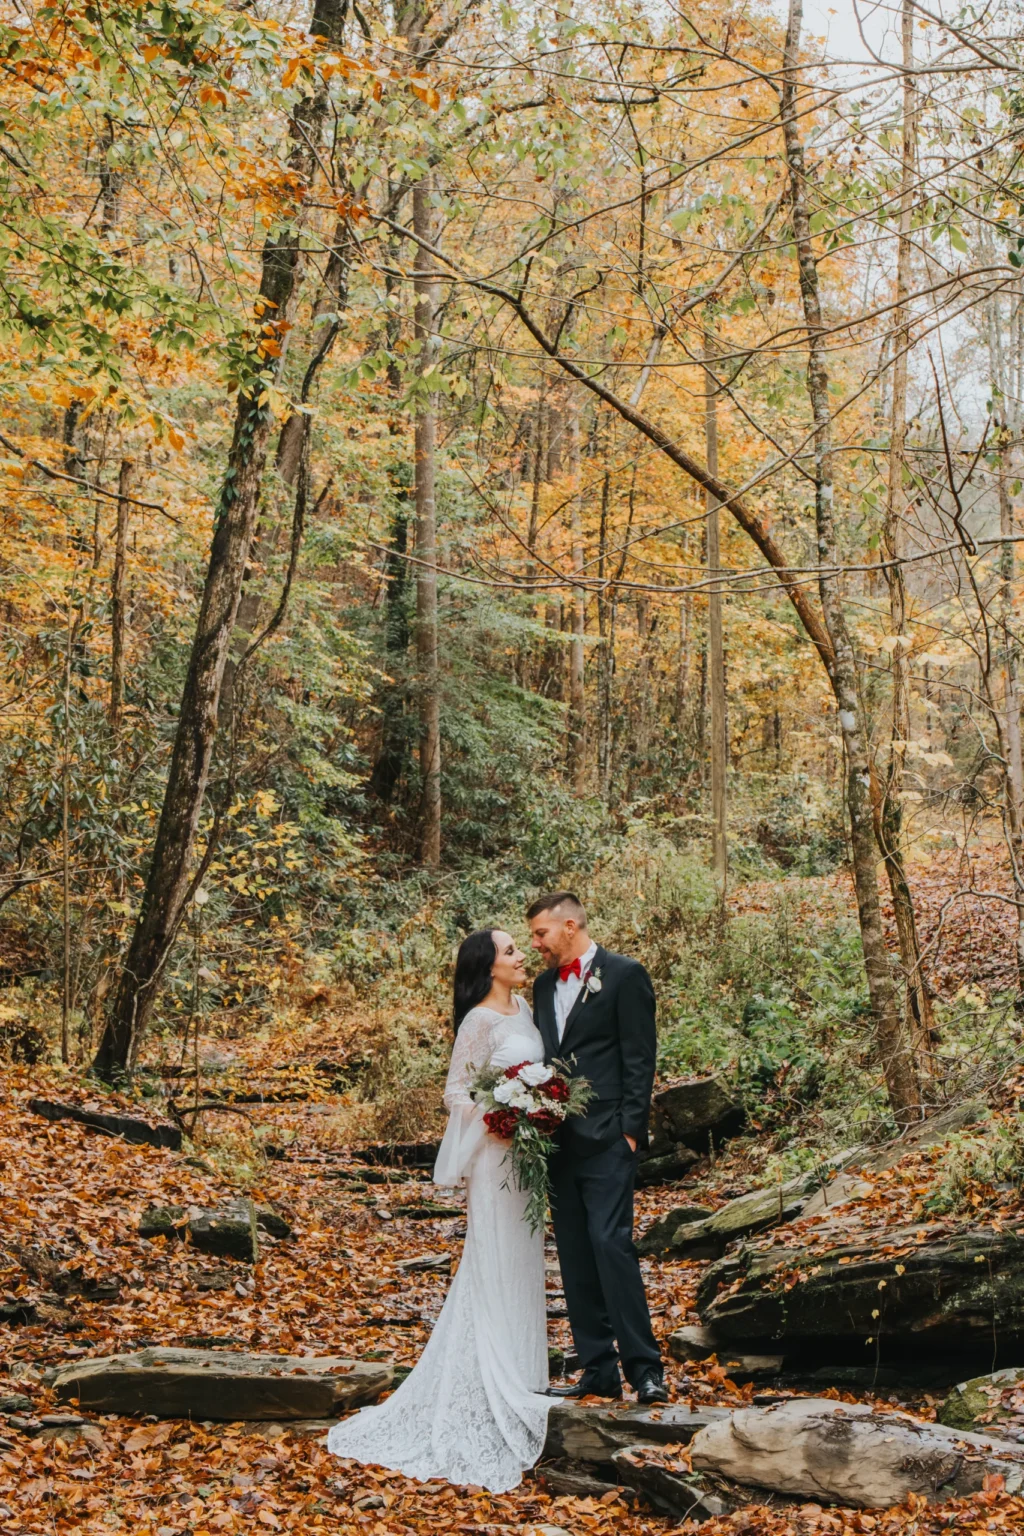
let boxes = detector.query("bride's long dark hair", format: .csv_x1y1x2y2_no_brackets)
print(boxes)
453,929,497,1032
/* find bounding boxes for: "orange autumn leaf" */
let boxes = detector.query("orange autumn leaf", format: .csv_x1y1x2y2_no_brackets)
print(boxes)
410,82,441,109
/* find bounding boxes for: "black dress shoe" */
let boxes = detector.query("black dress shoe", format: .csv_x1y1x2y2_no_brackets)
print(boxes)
546,1369,623,1400
634,1368,668,1404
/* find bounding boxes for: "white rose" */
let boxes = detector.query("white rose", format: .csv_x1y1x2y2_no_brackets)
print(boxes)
492,1078,516,1104
518,1063,553,1087
507,1083,535,1111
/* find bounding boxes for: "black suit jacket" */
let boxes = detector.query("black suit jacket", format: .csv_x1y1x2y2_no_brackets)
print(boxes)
533,946,657,1156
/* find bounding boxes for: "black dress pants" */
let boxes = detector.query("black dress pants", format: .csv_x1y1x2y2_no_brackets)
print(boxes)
549,1136,661,1384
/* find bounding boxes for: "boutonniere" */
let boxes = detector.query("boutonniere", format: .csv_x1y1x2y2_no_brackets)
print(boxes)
583,966,603,1000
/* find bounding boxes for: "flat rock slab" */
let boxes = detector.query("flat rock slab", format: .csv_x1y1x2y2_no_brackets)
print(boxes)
52,1347,393,1421
691,1398,1024,1508
540,1463,634,1502
29,1098,181,1151
395,1253,450,1274
644,1148,873,1260
353,1142,440,1169
544,1402,730,1464
801,1102,986,1219
640,1178,811,1259
699,1222,1024,1362
612,1446,736,1520
391,1202,462,1219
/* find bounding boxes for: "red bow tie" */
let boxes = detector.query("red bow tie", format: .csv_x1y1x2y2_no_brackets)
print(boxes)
558,958,583,983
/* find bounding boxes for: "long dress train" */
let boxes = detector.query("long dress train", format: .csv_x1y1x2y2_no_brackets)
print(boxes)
327,996,551,1493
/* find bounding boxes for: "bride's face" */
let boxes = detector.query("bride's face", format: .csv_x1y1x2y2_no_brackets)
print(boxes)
491,931,527,989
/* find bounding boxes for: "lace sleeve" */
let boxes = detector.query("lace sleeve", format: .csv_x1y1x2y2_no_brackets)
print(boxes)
434,1009,493,1184
443,1008,494,1110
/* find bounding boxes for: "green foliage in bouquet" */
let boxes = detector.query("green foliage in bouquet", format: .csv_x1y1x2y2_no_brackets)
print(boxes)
470,1059,594,1234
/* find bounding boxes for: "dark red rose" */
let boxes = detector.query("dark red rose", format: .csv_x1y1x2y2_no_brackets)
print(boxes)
484,1108,518,1139
504,1061,532,1080
527,1110,562,1136
544,1077,570,1102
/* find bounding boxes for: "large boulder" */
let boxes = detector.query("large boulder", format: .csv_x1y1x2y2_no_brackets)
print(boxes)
140,1200,259,1262
939,1368,1024,1441
635,1144,700,1186
690,1398,1024,1507
700,1223,1024,1369
50,1347,393,1421
649,1076,744,1152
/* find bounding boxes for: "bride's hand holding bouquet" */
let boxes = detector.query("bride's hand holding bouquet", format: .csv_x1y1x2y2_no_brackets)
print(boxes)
470,1059,592,1233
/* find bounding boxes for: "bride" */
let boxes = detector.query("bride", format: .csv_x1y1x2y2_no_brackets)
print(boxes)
327,928,552,1493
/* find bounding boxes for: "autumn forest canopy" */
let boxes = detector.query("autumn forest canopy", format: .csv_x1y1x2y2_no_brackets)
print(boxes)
4,0,1024,1154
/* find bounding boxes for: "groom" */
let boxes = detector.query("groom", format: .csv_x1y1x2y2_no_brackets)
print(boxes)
527,891,666,1404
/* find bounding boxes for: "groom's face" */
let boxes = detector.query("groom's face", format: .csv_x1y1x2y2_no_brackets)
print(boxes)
529,908,577,968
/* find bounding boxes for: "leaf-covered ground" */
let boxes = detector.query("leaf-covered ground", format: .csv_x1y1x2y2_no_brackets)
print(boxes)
730,836,1022,1003
2,1047,1024,1536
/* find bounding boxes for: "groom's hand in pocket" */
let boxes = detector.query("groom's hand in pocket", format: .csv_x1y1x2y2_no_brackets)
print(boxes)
624,1135,636,1151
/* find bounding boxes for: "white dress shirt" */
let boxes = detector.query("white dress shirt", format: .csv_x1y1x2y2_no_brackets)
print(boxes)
554,940,598,1043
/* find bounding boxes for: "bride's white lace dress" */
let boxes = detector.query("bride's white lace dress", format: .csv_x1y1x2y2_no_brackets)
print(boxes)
327,995,551,1492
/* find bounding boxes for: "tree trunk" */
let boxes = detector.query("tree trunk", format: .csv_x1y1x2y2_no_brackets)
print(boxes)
783,0,921,1124
704,325,728,899
567,405,587,790
108,457,132,735
370,226,414,801
879,0,937,1071
998,444,1024,991
369,480,413,802
522,381,547,691
413,174,441,866
676,584,691,754
98,114,122,238
596,466,613,801
94,0,345,1080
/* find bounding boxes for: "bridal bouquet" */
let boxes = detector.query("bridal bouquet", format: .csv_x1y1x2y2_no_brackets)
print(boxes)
469,1059,592,1233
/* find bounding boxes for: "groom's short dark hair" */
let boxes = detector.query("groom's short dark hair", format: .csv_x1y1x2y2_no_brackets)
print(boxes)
526,891,588,926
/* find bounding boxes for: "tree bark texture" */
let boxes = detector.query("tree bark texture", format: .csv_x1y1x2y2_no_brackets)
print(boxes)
567,405,587,790
783,0,921,1123
704,327,728,898
94,0,345,1078
413,175,442,866
370,480,413,803
108,457,132,735
878,0,936,1065
998,443,1024,991
596,467,613,801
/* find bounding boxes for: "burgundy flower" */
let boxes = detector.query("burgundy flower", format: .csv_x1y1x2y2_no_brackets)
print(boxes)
527,1110,562,1136
484,1108,518,1139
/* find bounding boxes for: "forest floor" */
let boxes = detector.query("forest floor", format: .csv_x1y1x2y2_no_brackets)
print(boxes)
732,832,1021,1002
3,851,1024,1536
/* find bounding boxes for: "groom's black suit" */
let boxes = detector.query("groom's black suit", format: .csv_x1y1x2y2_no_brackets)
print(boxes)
533,945,662,1387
